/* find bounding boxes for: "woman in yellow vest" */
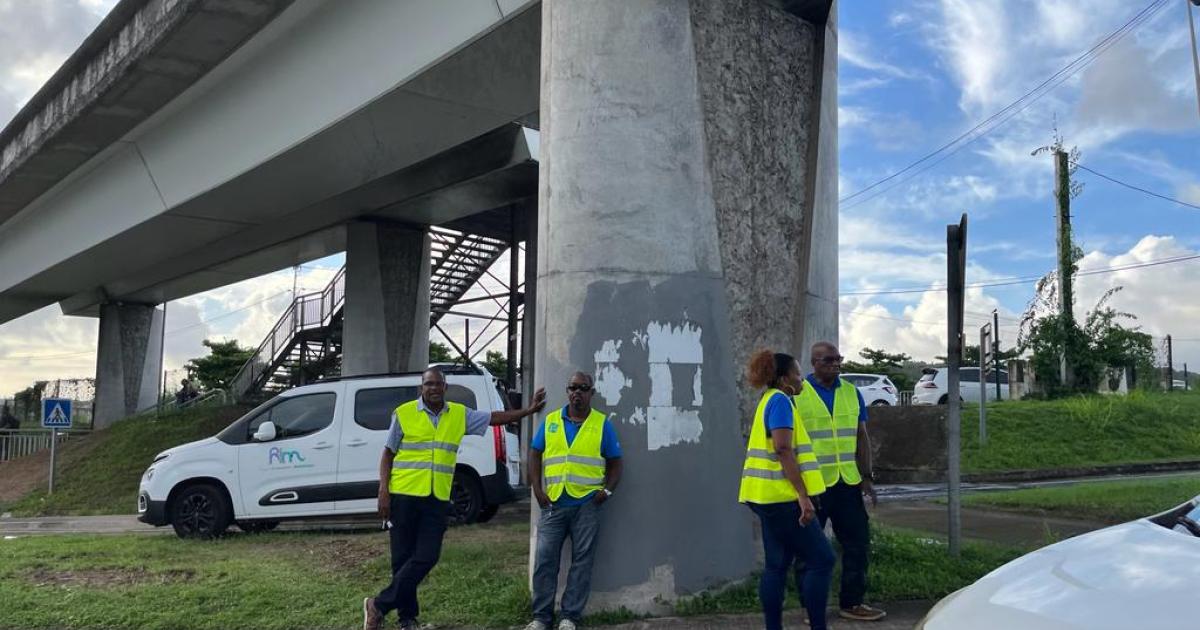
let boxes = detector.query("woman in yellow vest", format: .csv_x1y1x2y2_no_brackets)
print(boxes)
739,350,835,630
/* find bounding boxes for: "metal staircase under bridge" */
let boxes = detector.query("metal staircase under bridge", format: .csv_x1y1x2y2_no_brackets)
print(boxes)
228,227,510,401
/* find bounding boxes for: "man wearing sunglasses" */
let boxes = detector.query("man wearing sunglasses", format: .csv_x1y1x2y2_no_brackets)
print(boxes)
524,372,624,630
363,367,547,630
794,342,887,623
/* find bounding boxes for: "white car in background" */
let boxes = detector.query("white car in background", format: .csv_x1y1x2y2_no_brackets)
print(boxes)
919,494,1200,629
912,366,1009,405
840,373,898,406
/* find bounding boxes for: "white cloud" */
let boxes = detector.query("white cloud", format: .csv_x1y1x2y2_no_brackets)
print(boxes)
839,30,931,83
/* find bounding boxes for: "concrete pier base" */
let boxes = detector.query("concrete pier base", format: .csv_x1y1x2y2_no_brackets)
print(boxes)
94,303,163,429
342,221,431,376
535,0,838,613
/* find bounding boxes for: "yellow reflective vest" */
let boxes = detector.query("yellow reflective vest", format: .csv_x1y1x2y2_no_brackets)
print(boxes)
738,389,826,504
542,408,607,501
389,400,466,500
795,378,863,486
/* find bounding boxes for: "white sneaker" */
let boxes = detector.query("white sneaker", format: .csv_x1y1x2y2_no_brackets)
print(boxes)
557,621,577,630
523,622,549,630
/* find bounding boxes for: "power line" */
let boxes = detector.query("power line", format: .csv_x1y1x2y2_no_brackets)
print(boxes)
1072,162,1200,211
842,252,1200,296
839,0,1168,210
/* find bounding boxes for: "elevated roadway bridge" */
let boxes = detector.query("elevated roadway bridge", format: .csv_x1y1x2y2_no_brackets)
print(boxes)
0,0,840,615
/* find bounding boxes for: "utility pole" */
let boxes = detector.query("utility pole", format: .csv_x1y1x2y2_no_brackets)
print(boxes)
946,214,968,558
993,309,1002,401
1054,150,1075,389
979,323,990,447
1167,334,1174,390
1186,363,1190,391
1188,0,1200,121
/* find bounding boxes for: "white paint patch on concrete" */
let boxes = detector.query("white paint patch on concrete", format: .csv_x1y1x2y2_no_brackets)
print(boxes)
594,339,629,405
692,366,704,406
648,363,673,406
627,407,647,425
647,408,703,450
645,321,703,363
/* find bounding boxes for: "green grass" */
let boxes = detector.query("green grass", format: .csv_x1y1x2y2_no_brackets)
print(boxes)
674,527,1018,616
0,523,1014,629
5,405,248,517
962,474,1200,524
960,390,1200,473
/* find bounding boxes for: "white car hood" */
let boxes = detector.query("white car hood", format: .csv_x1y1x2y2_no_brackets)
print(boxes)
925,521,1200,630
154,436,221,461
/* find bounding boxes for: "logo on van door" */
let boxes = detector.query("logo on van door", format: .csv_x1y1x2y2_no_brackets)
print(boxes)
268,447,306,465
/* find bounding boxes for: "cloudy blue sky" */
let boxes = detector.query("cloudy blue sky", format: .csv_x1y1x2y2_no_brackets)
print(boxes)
0,0,1198,396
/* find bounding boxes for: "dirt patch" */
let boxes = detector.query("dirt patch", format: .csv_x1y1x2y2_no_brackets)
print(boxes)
0,433,103,504
24,566,196,588
296,535,389,575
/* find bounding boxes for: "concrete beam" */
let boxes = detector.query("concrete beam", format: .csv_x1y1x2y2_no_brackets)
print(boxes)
341,221,431,376
536,0,836,613
93,302,163,429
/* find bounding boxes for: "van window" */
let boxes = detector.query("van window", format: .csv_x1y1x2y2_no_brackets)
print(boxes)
354,385,480,431
985,371,1010,385
843,375,877,387
960,368,980,383
247,393,336,441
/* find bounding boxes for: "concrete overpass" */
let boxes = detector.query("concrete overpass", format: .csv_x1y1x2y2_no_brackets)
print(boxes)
0,0,839,614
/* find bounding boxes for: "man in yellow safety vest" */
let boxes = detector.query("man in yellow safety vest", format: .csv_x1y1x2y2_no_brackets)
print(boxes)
524,372,623,630
795,341,887,623
363,367,546,630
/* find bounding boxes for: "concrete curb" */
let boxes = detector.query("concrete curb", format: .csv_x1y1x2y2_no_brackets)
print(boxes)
963,459,1200,483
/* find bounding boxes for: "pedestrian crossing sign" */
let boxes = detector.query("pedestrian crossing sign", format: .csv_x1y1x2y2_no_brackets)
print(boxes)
42,398,72,429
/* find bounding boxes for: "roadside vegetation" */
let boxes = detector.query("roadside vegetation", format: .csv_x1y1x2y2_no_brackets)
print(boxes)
3,405,247,517
960,390,1200,473
0,521,1015,630
962,474,1200,524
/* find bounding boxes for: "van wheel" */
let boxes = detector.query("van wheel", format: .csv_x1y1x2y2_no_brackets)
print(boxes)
236,520,280,534
450,471,485,525
870,400,891,407
476,504,500,523
938,394,949,405
170,484,231,539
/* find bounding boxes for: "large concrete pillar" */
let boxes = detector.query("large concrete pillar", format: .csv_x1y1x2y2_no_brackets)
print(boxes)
94,303,163,429
536,0,837,613
342,220,431,376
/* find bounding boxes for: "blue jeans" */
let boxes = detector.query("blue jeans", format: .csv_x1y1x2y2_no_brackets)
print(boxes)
796,481,870,609
531,501,604,623
748,501,835,630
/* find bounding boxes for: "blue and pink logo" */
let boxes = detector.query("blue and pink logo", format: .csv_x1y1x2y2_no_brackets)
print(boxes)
268,447,305,465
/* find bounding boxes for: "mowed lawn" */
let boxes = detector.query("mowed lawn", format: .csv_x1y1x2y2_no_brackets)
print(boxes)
963,474,1200,524
960,390,1200,473
0,520,1017,630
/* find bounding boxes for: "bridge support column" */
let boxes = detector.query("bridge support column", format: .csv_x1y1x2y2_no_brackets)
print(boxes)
342,221,431,376
94,303,163,429
535,0,837,613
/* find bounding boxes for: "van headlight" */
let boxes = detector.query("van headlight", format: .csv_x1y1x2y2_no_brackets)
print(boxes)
142,467,155,482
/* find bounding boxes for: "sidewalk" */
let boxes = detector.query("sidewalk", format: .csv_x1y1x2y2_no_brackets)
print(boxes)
591,601,932,630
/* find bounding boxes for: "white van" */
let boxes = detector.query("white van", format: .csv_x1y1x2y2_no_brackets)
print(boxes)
138,367,522,538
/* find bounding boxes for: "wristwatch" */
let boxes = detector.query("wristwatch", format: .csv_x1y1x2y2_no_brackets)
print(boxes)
601,488,614,498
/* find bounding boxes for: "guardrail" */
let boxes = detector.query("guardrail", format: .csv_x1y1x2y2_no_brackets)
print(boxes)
229,267,346,400
0,429,89,463
899,391,914,406
135,388,231,417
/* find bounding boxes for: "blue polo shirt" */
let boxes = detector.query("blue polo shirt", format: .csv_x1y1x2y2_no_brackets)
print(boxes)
762,377,867,434
531,407,622,506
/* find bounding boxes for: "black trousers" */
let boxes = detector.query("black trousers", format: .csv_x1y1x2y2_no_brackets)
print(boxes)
796,481,870,609
375,494,449,621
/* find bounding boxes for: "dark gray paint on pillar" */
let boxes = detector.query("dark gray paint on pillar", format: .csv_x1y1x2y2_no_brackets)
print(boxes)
342,221,431,376
94,303,163,429
537,0,835,613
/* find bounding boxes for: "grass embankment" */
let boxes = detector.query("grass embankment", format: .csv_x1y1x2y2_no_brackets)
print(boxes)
0,522,1015,630
4,405,247,517
962,474,1200,524
960,390,1200,473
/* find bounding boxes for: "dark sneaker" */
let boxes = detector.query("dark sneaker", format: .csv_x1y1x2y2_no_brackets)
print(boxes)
399,620,435,630
362,598,383,630
839,604,887,621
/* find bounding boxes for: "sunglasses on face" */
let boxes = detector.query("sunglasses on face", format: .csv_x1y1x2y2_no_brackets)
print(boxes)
567,384,593,393
817,356,845,365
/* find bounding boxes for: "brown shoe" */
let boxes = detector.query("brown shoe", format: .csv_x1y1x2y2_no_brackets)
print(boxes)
362,597,383,630
839,604,887,621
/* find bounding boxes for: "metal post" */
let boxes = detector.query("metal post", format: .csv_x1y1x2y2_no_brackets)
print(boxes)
48,429,57,494
1188,0,1200,121
506,206,520,391
993,309,1002,401
946,214,968,557
979,325,989,447
1167,335,1174,390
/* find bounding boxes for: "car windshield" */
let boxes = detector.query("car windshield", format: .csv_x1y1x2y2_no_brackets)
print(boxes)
1149,495,1200,537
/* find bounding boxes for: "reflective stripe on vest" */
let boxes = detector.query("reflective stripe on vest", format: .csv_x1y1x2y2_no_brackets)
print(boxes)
795,379,863,486
543,408,607,501
389,400,467,500
738,389,827,504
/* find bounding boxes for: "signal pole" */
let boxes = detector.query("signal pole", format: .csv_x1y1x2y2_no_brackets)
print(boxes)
1167,334,1174,390
1054,150,1075,389
993,309,1002,400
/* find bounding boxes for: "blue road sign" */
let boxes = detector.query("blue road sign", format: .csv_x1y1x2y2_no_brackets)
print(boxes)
42,398,72,429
